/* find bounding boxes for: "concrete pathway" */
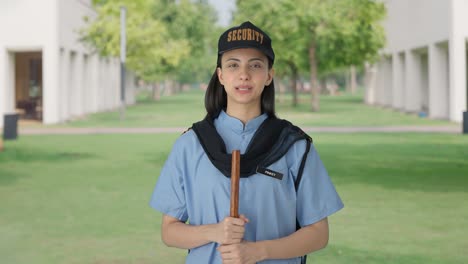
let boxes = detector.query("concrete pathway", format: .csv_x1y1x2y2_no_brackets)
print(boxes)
18,125,462,135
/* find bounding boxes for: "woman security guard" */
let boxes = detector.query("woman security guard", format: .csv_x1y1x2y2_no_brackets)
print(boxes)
150,21,343,264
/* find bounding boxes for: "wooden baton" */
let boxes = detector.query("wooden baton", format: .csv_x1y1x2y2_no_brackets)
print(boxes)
230,150,240,218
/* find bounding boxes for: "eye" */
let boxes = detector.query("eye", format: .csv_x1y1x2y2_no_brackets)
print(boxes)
250,63,263,69
226,63,239,69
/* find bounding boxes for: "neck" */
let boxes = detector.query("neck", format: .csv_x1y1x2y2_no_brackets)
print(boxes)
226,104,262,124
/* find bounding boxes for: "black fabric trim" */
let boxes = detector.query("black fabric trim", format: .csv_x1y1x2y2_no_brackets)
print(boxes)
191,115,311,178
295,138,311,191
295,138,311,264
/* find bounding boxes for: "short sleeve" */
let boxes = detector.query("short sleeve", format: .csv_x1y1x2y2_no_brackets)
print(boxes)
149,138,189,222
295,142,344,227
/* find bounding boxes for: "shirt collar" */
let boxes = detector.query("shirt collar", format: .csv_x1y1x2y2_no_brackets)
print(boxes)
216,110,268,134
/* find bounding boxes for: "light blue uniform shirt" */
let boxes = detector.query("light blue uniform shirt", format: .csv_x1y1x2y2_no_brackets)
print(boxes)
150,111,344,264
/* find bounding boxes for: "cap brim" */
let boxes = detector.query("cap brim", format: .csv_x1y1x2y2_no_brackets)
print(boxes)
218,46,274,61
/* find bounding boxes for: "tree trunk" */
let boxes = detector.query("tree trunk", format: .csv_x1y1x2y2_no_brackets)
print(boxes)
328,78,340,96
164,79,173,96
289,63,298,107
175,82,182,93
320,78,327,95
309,41,319,111
152,83,160,101
278,79,285,104
350,65,357,94
345,69,351,93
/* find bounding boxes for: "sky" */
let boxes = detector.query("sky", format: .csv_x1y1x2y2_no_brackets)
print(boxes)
207,0,236,27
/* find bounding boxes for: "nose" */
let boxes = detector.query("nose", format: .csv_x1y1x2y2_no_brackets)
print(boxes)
239,65,250,81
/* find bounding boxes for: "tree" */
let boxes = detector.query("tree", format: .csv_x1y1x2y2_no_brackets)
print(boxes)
298,0,386,110
81,0,188,88
234,0,309,107
154,0,220,85
83,0,220,99
234,0,386,111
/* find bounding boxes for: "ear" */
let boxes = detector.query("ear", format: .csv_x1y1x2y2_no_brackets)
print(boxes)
217,67,224,85
266,68,274,86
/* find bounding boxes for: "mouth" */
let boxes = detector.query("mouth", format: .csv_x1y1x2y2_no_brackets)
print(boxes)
236,85,252,91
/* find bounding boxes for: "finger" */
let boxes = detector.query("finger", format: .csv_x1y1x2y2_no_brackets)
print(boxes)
219,243,239,251
231,233,244,240
217,245,228,253
220,246,241,260
229,224,245,232
221,252,236,261
239,214,250,223
224,225,245,236
228,238,243,244
225,216,246,224
232,229,245,237
228,225,245,235
224,237,242,244
221,257,236,264
222,237,242,245
223,226,244,238
221,234,243,245
229,217,246,226
226,233,244,242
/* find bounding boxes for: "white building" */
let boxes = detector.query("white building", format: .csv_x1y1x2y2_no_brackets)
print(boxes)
0,0,135,126
366,0,468,122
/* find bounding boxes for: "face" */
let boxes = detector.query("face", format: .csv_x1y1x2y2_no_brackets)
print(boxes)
217,48,274,113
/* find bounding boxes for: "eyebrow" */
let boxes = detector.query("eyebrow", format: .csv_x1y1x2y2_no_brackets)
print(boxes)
224,57,266,63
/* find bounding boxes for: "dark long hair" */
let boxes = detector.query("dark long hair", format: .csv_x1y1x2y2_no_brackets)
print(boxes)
204,56,276,119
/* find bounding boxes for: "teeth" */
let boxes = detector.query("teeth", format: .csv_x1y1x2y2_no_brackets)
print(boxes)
238,88,250,91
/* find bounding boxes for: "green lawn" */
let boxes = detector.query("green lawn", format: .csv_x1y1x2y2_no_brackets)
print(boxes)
1,133,467,264
2,90,466,263
35,89,457,128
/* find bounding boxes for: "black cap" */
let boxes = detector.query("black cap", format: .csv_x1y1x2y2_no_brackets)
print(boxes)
218,21,275,63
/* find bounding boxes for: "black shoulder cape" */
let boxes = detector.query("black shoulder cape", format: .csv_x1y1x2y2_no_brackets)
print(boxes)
191,115,312,178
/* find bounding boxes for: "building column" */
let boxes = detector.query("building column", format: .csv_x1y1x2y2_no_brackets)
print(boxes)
429,43,450,119
59,48,69,122
99,57,106,111
392,52,405,110
383,56,393,107
405,50,421,112
0,49,16,127
42,0,60,125
69,51,78,117
111,59,118,109
43,45,60,124
449,0,468,122
0,48,5,127
82,54,90,114
113,58,120,108
420,52,429,113
109,59,116,109
107,59,112,109
375,59,385,105
74,52,83,116
125,70,135,105
89,54,99,113
103,59,110,110
364,62,377,105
